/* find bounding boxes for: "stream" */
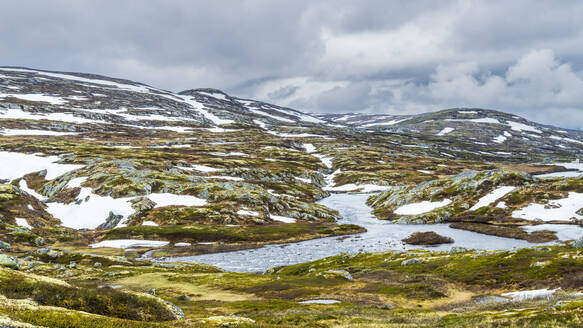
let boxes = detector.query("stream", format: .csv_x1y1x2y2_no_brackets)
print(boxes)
160,193,553,272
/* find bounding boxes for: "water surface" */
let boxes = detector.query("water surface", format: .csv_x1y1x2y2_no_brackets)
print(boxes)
161,193,552,272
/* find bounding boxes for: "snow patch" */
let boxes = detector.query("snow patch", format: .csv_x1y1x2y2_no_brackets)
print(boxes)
0,108,102,124
436,127,454,136
18,180,46,201
493,135,507,143
0,151,83,181
178,95,234,125
470,186,516,211
303,143,316,153
66,177,87,189
269,214,296,223
15,218,32,229
178,164,222,173
394,199,452,215
208,176,244,181
146,193,207,208
512,192,583,222
0,129,78,136
90,239,169,249
237,210,259,217
507,121,542,134
0,93,67,104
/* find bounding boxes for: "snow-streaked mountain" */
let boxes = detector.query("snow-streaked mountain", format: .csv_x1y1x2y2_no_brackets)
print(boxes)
1,66,582,160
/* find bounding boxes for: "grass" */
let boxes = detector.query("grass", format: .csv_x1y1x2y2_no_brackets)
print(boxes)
0,268,176,321
101,223,364,243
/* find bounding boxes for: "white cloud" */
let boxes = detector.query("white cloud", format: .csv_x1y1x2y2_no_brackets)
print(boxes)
424,49,583,111
2,2,583,128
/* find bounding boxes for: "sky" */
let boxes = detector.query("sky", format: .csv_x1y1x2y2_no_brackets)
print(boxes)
2,1,583,129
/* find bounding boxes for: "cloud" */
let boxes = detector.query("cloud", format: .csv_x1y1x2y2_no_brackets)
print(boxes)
1,1,583,128
408,49,583,128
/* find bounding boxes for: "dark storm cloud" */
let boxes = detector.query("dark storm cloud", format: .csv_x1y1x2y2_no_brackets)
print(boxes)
2,1,583,128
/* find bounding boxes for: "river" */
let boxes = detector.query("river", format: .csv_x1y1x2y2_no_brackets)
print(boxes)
157,193,564,272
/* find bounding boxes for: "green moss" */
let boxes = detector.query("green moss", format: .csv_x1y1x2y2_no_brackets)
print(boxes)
1,308,173,328
0,270,175,321
103,222,363,243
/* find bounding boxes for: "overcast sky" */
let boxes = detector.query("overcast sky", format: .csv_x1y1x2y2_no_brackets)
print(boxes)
2,1,583,128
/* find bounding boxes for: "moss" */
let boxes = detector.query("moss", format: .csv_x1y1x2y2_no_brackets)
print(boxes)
0,270,176,321
361,283,447,300
402,232,454,245
102,222,364,243
450,222,558,243
1,307,173,328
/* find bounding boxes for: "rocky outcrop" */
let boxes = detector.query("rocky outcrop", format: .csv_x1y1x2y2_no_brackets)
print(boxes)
96,211,124,230
367,169,532,223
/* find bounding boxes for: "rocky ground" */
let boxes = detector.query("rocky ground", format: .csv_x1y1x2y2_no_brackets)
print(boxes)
1,67,583,327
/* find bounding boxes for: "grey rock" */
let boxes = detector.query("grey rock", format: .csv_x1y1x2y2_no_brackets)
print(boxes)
0,254,19,269
93,262,102,268
129,196,156,211
401,258,422,266
448,246,468,254
36,247,51,254
96,211,124,230
324,269,353,281
0,240,11,251
571,238,583,248
47,250,61,258
34,237,45,246
53,264,66,271
164,300,185,319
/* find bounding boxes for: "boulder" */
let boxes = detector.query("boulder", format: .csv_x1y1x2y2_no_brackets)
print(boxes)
401,258,422,266
448,246,468,254
0,241,11,251
129,196,156,212
97,211,124,230
0,254,19,269
322,269,353,281
571,238,583,248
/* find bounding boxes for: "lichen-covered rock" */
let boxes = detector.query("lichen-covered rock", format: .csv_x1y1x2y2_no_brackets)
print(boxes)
321,269,353,281
0,240,11,251
448,246,468,254
130,196,156,211
96,211,124,230
571,238,583,248
0,254,19,269
401,258,422,266
367,169,532,223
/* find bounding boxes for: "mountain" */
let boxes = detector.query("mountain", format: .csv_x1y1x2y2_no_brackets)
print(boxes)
1,67,583,327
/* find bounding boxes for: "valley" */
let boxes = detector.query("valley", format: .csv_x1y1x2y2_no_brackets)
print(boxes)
1,67,583,327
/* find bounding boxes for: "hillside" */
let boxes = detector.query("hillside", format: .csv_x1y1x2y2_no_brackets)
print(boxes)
1,67,583,327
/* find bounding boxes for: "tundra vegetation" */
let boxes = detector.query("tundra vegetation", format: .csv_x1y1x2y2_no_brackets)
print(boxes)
1,68,583,326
